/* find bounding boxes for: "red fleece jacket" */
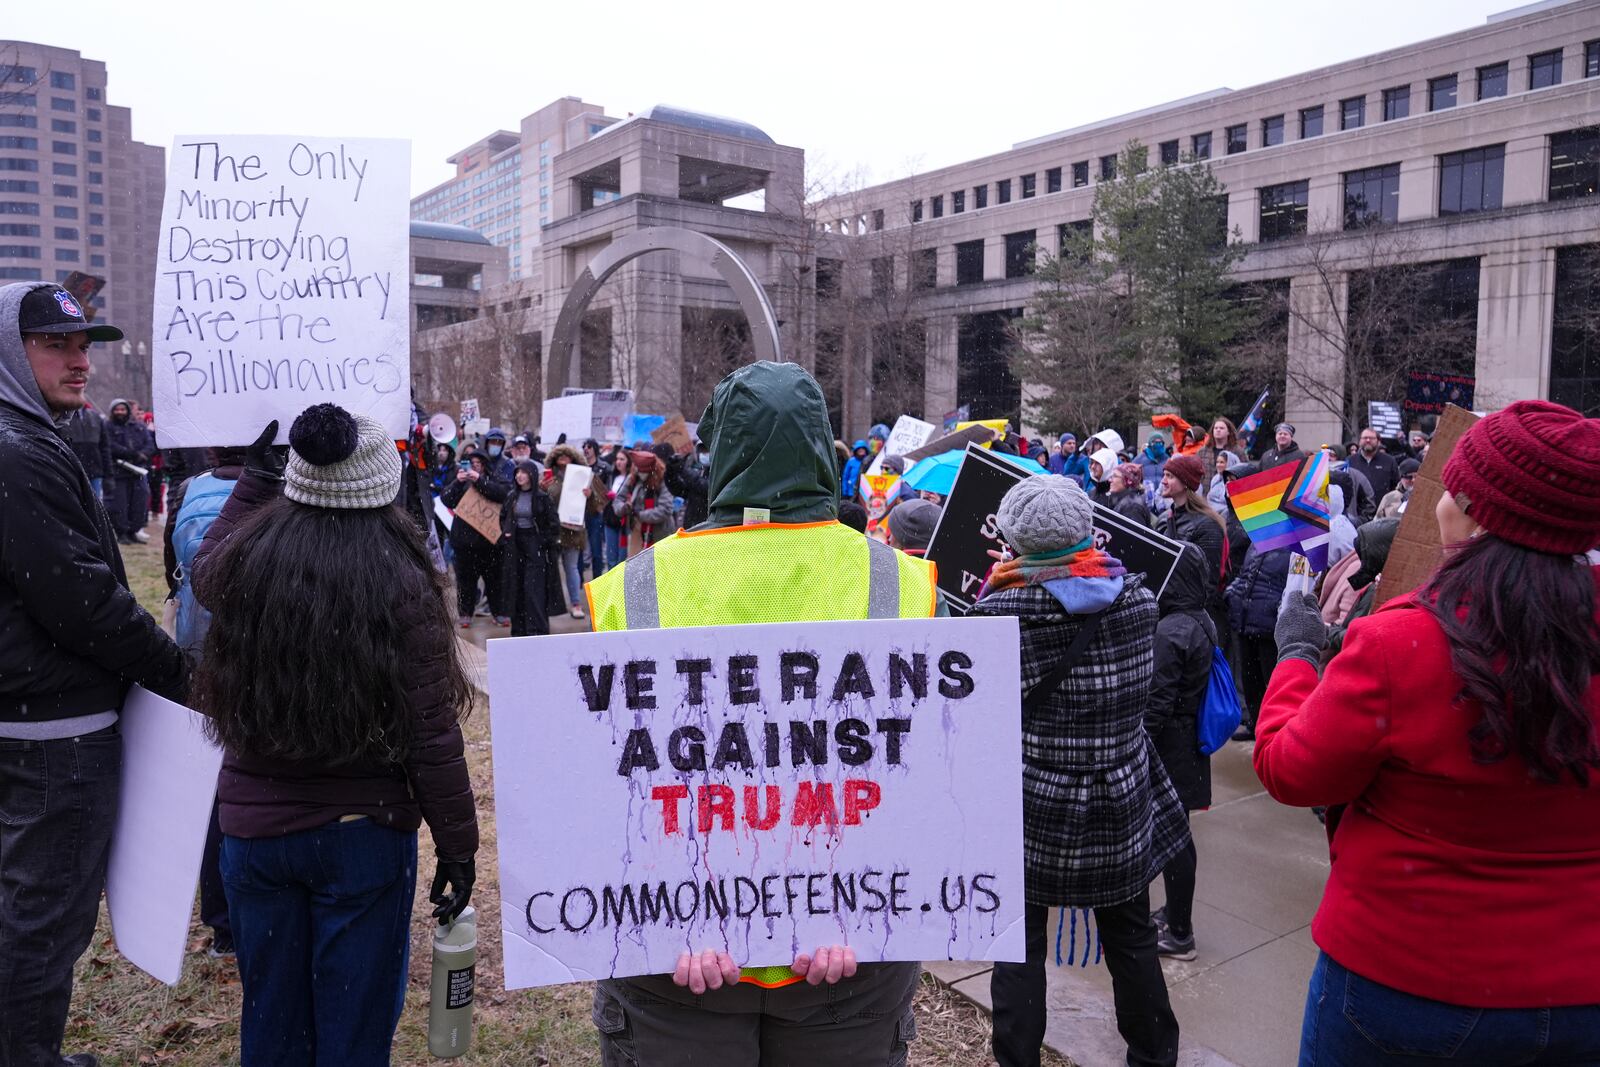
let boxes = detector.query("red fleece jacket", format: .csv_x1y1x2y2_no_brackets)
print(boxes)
1254,577,1600,1008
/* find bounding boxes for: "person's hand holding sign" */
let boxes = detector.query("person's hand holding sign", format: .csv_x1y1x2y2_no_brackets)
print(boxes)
245,420,284,483
672,949,739,994
793,945,858,986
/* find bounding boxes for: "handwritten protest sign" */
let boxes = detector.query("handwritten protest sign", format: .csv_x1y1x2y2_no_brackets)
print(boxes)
867,415,936,476
651,414,695,456
488,616,1026,988
926,446,1183,613
541,393,593,446
563,388,635,443
453,484,503,542
106,686,224,985
151,136,409,446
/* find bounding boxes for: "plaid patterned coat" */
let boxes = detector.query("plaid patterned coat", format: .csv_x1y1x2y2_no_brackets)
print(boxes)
970,576,1191,907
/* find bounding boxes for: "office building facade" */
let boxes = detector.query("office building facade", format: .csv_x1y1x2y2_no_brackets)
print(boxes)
0,40,164,406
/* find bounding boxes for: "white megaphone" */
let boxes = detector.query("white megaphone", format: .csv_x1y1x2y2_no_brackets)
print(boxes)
428,413,458,446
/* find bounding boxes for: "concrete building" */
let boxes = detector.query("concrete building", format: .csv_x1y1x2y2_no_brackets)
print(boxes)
810,0,1600,444
0,40,164,406
410,97,616,281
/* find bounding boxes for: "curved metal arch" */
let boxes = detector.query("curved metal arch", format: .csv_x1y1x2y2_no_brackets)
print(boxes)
546,226,783,399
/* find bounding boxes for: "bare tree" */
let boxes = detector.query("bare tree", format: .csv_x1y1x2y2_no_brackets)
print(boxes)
1260,224,1478,438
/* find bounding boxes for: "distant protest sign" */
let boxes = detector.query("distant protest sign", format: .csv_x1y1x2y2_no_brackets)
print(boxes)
151,135,410,446
563,388,635,443
650,414,695,455
488,616,1026,988
867,415,936,476
926,446,1183,613
540,393,593,446
452,485,503,542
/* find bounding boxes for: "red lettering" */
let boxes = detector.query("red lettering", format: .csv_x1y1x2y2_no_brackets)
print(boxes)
744,784,782,830
844,779,882,825
791,781,839,827
652,784,689,834
697,784,736,832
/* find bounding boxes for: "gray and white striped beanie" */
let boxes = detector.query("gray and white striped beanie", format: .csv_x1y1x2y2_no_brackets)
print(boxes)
284,403,403,510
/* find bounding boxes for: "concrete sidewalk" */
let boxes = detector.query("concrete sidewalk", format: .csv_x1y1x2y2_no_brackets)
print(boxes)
463,622,1328,1065
927,741,1330,1066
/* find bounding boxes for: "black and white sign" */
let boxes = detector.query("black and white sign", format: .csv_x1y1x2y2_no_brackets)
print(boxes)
924,445,1185,613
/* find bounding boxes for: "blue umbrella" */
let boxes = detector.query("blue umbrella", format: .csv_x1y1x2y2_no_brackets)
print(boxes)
902,448,1045,496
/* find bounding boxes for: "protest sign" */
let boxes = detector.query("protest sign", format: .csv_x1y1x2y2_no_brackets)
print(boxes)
903,424,996,465
651,414,695,455
453,484,503,542
151,136,410,446
488,616,1025,988
1405,372,1475,415
1376,404,1479,608
1367,401,1403,439
558,465,591,527
867,416,936,476
459,399,480,426
433,496,454,530
563,388,636,443
541,393,593,446
925,446,1184,612
105,686,224,985
621,413,666,447
942,405,970,432
860,473,900,521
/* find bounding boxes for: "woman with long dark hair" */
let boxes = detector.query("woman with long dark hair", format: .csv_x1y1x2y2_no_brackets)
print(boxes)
1255,400,1600,1065
193,404,478,1067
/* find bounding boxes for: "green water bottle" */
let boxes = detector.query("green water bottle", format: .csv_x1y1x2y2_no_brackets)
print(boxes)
428,905,476,1058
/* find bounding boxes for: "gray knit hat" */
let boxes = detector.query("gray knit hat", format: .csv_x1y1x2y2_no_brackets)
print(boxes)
886,498,940,551
996,474,1095,555
284,403,402,509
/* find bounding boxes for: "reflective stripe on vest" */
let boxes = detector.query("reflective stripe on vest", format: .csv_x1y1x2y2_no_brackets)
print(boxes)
622,532,904,625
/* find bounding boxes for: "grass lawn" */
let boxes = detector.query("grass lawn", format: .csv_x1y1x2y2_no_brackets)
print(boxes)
68,521,1068,1066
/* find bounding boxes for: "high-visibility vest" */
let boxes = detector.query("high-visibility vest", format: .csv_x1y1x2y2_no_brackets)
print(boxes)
585,519,939,631
583,519,939,986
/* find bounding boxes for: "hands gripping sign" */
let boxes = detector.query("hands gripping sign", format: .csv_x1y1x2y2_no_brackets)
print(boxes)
152,135,410,446
488,617,1026,987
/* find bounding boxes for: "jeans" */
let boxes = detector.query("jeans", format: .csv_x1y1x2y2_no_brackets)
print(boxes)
585,513,606,576
222,818,418,1067
603,525,626,573
561,547,583,607
992,894,1178,1067
1300,953,1600,1066
0,726,122,1067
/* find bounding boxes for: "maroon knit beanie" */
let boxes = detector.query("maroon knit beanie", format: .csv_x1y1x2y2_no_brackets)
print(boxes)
1164,454,1205,492
1442,399,1600,555
1113,462,1144,489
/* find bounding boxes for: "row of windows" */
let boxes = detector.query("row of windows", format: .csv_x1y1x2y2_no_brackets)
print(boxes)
889,39,1599,232
0,68,90,91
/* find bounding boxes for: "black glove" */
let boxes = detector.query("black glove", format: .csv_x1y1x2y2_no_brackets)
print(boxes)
430,858,475,923
1274,591,1328,669
245,420,285,482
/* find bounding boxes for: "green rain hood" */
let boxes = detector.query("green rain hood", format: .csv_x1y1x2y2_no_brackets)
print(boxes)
699,361,839,528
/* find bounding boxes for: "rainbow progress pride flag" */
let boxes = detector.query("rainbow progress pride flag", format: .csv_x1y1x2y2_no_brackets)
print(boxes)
1226,453,1332,571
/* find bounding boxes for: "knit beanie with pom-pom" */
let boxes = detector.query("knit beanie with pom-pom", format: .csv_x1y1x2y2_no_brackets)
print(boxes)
283,403,403,509
996,475,1096,556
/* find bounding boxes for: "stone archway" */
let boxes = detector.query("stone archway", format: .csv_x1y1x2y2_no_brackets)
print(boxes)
545,226,782,398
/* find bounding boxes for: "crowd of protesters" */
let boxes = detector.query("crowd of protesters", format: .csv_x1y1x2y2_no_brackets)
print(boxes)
3,276,1598,1067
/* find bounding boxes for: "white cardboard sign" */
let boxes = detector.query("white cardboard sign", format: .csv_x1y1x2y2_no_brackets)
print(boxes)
152,135,411,446
488,616,1026,988
540,393,594,447
558,465,592,527
105,685,225,986
867,416,937,476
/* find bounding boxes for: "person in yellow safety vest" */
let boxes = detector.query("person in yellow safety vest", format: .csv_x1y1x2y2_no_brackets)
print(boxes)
584,361,942,1064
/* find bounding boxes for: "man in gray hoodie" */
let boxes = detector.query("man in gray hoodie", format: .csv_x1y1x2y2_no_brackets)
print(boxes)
0,282,187,1067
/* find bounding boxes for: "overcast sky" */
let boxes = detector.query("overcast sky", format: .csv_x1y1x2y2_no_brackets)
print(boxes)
8,0,1523,197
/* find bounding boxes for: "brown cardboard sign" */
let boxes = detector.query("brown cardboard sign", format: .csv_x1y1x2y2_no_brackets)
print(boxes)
453,485,504,544
651,415,695,456
1374,404,1480,608
902,425,997,465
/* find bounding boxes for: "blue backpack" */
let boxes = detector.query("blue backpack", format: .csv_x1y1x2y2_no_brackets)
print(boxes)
1197,647,1243,755
172,473,236,655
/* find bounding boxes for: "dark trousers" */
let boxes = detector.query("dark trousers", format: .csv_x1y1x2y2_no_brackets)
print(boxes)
992,893,1179,1067
0,727,122,1067
506,529,550,637
594,962,920,1065
221,819,417,1067
1161,840,1198,938
1237,632,1279,729
452,541,503,618
199,798,230,941
106,474,149,539
1300,952,1600,1065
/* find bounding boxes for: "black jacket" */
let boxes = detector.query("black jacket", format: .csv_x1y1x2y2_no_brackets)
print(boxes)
63,406,111,479
1257,442,1305,471
0,403,186,719
440,467,511,550
1347,450,1400,502
1147,546,1217,810
1108,487,1152,528
1165,505,1227,596
1224,546,1292,638
665,453,710,530
105,412,154,473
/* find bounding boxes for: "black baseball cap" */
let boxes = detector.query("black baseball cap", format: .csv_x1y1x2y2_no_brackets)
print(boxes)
18,285,122,342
